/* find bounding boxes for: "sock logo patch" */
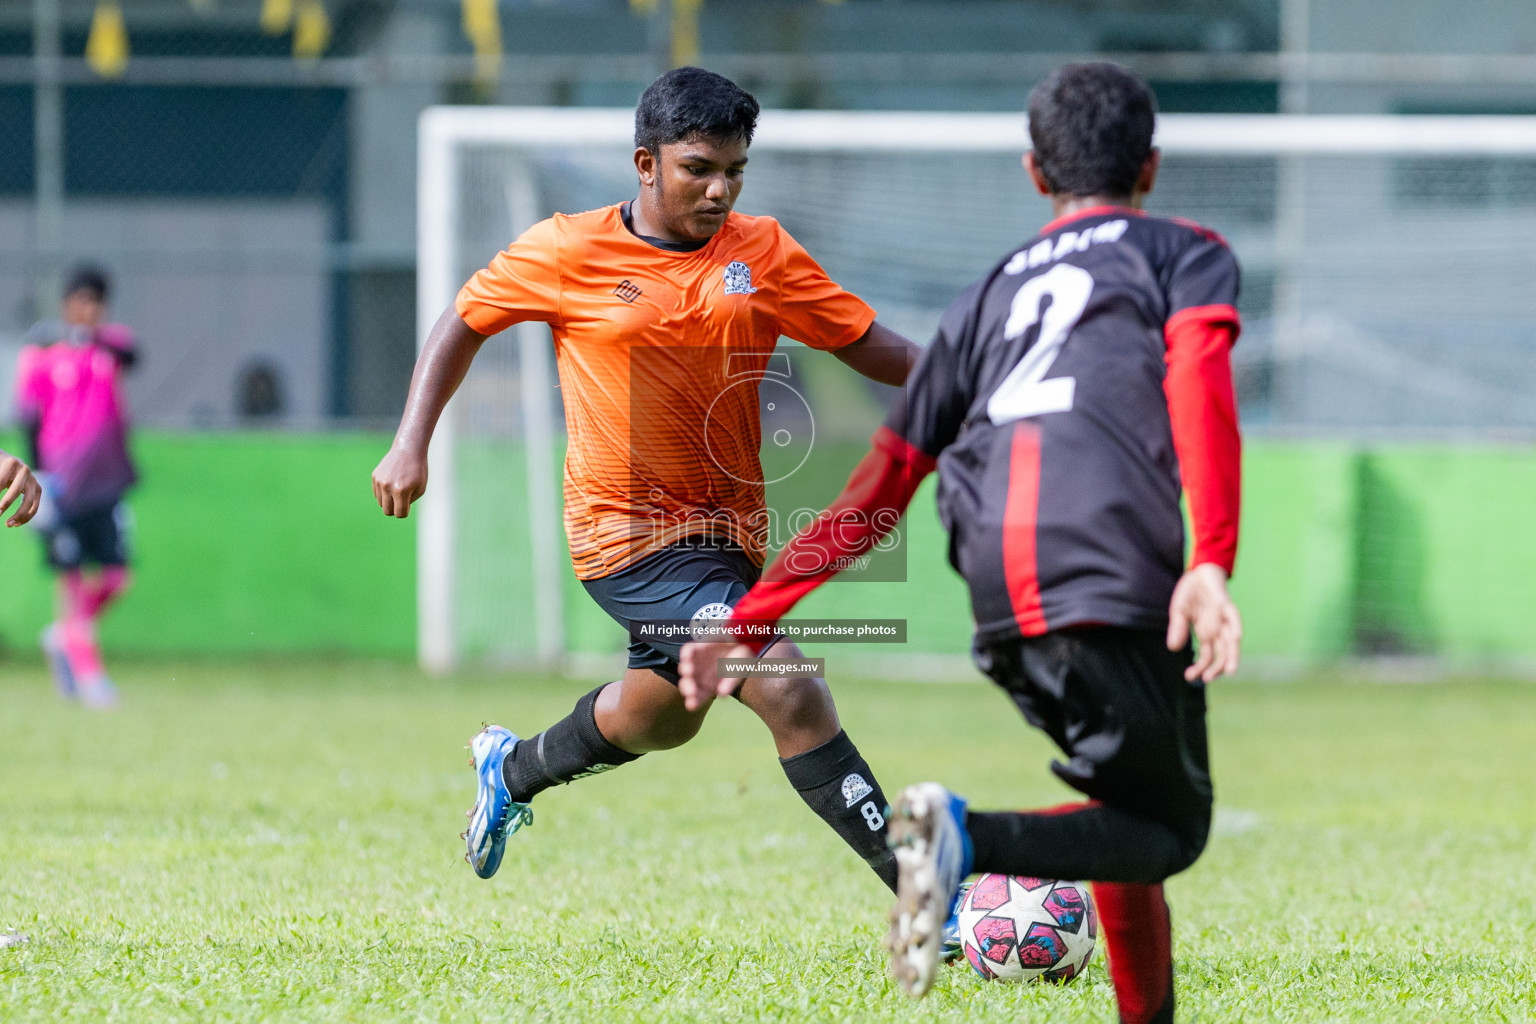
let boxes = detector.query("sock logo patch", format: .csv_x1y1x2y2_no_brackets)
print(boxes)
569,763,620,781
841,772,874,807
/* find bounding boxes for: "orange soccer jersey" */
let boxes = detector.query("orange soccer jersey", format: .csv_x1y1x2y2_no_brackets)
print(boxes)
456,204,876,580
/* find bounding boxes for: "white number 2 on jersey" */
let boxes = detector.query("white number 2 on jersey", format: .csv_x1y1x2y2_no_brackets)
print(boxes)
986,263,1095,424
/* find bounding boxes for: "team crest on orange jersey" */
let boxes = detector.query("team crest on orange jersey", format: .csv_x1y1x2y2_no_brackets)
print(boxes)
723,260,757,295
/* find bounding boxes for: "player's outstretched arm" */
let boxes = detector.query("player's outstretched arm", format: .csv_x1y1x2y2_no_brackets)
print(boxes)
680,428,936,712
1167,562,1242,682
372,308,487,519
833,322,922,387
0,449,41,527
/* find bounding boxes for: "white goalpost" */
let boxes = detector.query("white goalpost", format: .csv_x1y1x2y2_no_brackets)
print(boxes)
417,108,1536,672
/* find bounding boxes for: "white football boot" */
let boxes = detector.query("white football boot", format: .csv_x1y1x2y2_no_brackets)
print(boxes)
886,782,972,998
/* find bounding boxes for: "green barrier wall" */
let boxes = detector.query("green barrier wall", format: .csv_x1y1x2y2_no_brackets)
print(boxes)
1352,447,1536,658
743,441,1365,661
559,441,1363,662
2,433,1534,662
0,432,414,657
1235,443,1536,660
1231,443,1360,659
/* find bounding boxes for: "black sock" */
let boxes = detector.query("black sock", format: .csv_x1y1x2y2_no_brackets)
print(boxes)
966,805,1194,884
780,730,898,892
502,684,642,804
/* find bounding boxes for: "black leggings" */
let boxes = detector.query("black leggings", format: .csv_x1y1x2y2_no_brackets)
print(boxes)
965,626,1213,884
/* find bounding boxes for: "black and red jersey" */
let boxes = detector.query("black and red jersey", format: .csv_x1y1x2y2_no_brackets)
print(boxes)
729,205,1242,645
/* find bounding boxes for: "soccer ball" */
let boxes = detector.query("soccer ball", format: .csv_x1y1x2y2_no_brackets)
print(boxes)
956,874,1097,983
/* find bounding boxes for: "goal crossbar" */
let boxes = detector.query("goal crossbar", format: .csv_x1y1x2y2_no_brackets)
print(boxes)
423,108,1536,156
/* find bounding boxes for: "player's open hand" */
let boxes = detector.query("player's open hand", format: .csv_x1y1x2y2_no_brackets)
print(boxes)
678,639,755,711
372,446,429,518
0,453,42,527
1167,562,1242,682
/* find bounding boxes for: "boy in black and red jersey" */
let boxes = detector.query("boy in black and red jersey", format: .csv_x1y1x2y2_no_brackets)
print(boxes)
680,63,1243,1023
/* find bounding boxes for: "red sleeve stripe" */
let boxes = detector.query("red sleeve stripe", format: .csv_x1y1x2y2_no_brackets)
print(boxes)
1163,306,1242,576
1165,304,1240,341
869,424,939,474
1168,218,1231,248
1002,423,1048,637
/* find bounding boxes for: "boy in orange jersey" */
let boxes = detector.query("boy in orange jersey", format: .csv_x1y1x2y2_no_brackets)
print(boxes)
373,68,922,885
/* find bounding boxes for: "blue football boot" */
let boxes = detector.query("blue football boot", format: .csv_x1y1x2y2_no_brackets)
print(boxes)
886,782,973,998
939,881,974,963
463,725,533,879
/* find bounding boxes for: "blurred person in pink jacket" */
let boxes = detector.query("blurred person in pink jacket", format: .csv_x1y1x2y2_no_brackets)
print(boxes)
15,266,139,709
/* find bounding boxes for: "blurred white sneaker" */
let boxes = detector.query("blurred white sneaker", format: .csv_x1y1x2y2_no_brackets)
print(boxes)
77,673,119,710
40,624,76,699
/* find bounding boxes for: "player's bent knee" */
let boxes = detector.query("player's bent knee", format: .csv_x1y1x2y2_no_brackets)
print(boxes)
645,713,706,750
771,674,836,719
622,698,708,751
601,674,708,752
743,674,837,731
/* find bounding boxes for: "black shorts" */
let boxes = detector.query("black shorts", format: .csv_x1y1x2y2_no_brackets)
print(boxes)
40,501,130,570
973,626,1212,848
581,539,766,684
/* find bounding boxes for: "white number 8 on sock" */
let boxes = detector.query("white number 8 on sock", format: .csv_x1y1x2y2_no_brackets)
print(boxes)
861,801,885,831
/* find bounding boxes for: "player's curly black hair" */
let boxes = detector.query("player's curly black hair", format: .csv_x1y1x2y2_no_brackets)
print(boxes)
1028,63,1157,199
63,264,110,302
634,66,760,154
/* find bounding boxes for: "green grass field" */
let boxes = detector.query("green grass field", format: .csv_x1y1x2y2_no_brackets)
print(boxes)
2,660,1534,1022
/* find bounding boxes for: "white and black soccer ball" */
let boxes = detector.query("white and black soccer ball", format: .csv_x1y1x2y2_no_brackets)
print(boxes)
957,873,1097,983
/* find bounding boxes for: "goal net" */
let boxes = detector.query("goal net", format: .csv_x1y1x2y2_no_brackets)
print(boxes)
418,109,1536,670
